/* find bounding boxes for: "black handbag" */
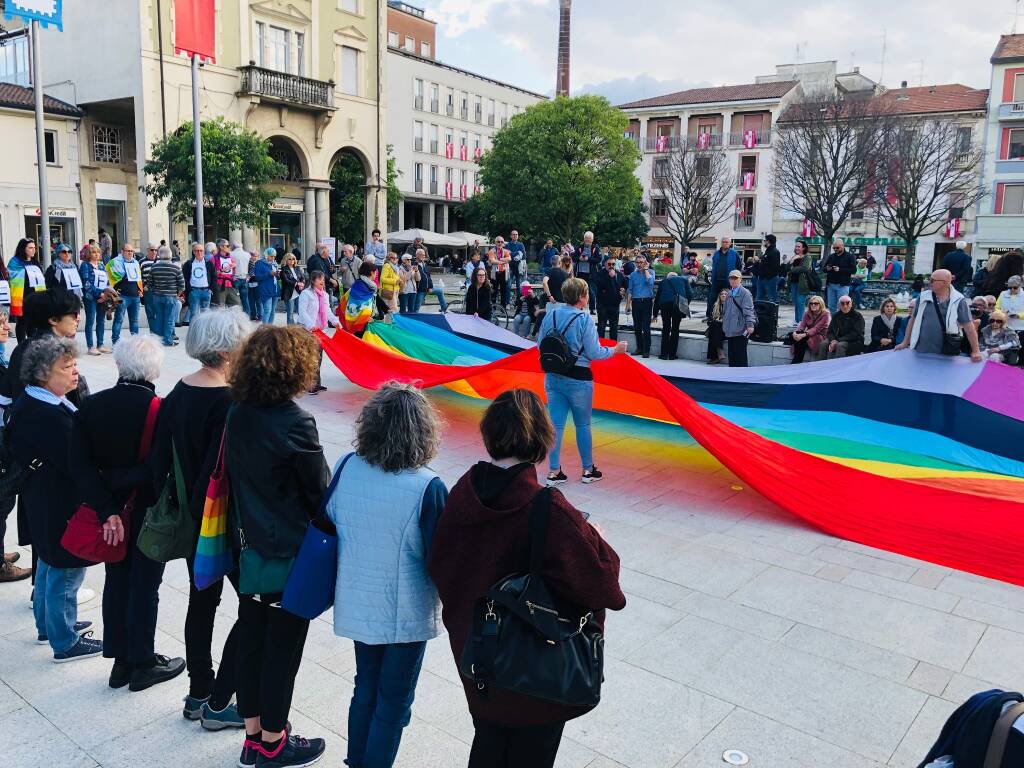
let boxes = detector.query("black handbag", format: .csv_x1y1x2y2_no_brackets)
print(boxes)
0,410,40,500
459,489,605,710
931,298,962,356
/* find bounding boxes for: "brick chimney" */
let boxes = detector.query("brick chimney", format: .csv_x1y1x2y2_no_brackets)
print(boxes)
556,0,571,97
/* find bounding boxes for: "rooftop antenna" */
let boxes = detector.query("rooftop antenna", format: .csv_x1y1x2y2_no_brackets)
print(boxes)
916,59,925,86
1014,0,1023,33
878,30,888,86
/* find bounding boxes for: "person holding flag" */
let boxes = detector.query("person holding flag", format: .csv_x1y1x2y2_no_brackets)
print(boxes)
338,261,378,337
8,238,46,343
107,243,144,345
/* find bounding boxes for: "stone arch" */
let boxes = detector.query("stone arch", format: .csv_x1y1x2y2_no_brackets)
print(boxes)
327,144,374,183
327,145,381,245
266,133,312,181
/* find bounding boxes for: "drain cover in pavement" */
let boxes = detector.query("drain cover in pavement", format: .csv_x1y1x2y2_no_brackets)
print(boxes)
723,750,750,765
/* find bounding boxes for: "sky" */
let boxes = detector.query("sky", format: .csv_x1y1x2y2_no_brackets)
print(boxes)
418,0,1018,103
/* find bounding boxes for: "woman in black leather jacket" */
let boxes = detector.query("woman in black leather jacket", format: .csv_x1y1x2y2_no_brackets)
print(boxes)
225,324,330,768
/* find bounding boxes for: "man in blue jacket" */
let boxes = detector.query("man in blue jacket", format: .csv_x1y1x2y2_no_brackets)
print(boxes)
539,238,557,272
942,240,974,291
710,236,741,297
507,229,527,295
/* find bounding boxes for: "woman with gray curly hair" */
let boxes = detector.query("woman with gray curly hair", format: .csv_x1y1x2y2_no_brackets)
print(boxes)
325,382,447,768
70,334,186,691
7,336,103,661
149,308,252,728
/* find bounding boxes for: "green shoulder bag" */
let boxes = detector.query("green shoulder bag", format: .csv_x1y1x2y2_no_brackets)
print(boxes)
137,443,197,563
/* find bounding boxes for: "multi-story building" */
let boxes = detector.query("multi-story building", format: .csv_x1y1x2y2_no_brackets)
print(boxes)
618,80,803,264
385,1,544,234
5,0,386,255
0,79,84,258
773,82,989,271
976,34,1024,266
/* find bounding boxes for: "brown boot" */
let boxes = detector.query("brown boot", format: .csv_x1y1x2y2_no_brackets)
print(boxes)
3,552,20,564
0,561,31,582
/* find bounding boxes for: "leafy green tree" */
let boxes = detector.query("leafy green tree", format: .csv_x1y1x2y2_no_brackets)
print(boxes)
330,145,403,244
465,95,642,244
143,117,284,237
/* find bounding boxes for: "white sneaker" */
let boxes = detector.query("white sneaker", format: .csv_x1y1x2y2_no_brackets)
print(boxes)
77,587,96,605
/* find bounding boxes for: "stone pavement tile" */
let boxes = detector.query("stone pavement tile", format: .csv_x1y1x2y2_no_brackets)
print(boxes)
0,706,98,768
780,624,919,683
597,520,691,577
89,707,242,768
420,635,464,687
937,573,1024,614
816,564,853,582
941,672,1001,704
811,545,917,582
676,592,794,641
673,707,880,768
290,661,354,738
834,539,955,574
962,627,1024,691
0,682,24,718
905,662,955,697
392,718,472,768
603,594,685,660
690,531,825,575
0,576,44,638
732,568,986,670
583,759,628,768
841,570,960,613
565,657,733,768
717,510,834,557
887,696,957,767
554,738,600,768
954,598,1024,635
404,669,475,743
628,615,924,762
640,542,770,598
618,567,693,608
908,568,952,590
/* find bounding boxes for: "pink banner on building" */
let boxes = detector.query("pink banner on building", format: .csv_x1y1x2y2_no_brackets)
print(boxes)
174,0,216,62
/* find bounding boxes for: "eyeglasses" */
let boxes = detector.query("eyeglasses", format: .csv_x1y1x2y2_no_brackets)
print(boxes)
991,319,1005,324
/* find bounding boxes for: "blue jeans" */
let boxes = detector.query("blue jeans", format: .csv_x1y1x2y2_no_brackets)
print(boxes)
348,641,427,768
544,374,594,472
512,312,532,338
398,293,415,314
83,297,106,348
431,287,448,311
153,294,178,345
112,295,140,343
143,295,158,333
260,297,276,324
791,284,808,324
850,280,866,309
236,279,250,316
826,284,849,314
33,558,86,654
755,278,778,303
188,288,212,318
285,297,298,325
414,292,426,312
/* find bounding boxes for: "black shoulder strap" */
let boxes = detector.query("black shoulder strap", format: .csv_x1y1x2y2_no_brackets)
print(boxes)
527,488,552,574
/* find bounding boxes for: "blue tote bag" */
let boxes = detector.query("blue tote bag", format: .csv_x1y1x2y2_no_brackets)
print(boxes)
281,453,352,620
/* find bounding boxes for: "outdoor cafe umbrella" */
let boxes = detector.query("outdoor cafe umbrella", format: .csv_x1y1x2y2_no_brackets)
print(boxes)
385,228,465,247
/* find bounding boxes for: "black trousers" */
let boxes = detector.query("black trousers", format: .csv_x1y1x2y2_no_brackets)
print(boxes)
727,335,749,367
660,308,683,358
631,298,653,355
14,314,27,344
235,594,310,734
186,561,241,706
596,305,619,340
706,320,725,361
102,522,166,668
468,719,565,768
584,277,596,311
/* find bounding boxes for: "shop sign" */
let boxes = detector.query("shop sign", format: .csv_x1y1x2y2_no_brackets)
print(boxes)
642,236,674,246
24,206,77,218
270,201,304,213
796,235,917,247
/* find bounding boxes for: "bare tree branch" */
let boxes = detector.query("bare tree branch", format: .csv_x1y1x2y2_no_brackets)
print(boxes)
649,138,734,248
876,115,987,273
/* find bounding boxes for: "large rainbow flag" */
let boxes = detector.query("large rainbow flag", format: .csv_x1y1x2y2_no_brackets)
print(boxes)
317,314,1024,588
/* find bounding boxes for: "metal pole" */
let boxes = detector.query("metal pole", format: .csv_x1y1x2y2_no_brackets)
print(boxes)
30,21,50,267
156,0,174,243
191,54,204,244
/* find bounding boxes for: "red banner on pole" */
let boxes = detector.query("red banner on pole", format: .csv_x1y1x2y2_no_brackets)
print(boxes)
945,218,961,239
175,0,216,63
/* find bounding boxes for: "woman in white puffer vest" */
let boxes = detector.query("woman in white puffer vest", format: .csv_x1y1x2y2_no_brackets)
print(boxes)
996,274,1024,347
325,383,448,768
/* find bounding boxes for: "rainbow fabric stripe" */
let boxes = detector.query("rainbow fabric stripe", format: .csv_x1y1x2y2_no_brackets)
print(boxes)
105,256,143,292
317,314,1024,589
7,256,28,317
339,279,376,334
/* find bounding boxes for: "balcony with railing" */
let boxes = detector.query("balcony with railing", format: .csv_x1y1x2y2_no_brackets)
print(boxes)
430,181,438,195
414,137,423,152
998,102,1024,120
474,107,483,123
429,140,438,154
414,95,424,110
728,130,772,147
687,133,724,149
734,212,755,230
737,171,757,189
430,99,439,113
414,178,423,193
645,135,682,153
460,106,469,120
446,103,454,116
238,65,335,111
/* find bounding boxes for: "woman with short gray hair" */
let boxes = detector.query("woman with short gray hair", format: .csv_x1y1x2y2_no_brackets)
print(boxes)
148,308,253,728
325,382,447,768
8,336,102,661
70,334,186,688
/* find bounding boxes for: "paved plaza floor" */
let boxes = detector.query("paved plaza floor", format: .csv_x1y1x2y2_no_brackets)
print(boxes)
3,322,1023,768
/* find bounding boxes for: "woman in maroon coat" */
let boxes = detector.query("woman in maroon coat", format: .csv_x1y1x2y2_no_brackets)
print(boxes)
428,389,625,768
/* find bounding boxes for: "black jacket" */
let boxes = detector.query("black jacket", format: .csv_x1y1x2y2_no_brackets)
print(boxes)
572,244,602,279
280,265,305,303
592,268,627,309
185,258,221,302
1,333,90,408
653,276,693,320
755,246,782,280
827,309,865,349
868,315,904,352
225,401,329,559
821,250,855,286
942,249,973,288
466,282,492,320
70,381,158,523
306,253,335,281
8,393,89,568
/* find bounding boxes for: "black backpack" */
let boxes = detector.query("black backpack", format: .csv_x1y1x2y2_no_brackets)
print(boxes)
539,311,582,375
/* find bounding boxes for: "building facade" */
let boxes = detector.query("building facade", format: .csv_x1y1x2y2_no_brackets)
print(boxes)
976,34,1024,265
385,5,544,234
0,82,84,260
772,84,989,272
10,0,386,256
619,80,803,264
